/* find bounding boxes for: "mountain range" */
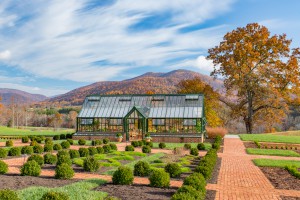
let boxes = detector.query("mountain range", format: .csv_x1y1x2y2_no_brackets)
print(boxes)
0,88,47,105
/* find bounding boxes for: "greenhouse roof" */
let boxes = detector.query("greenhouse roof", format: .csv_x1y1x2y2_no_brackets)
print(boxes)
78,94,204,119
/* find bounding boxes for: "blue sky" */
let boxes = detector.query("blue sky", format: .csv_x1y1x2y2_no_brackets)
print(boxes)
0,0,299,96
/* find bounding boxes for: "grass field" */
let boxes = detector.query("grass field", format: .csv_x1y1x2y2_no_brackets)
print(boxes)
246,148,300,157
240,134,300,144
0,126,74,136
152,142,211,150
253,159,300,168
17,179,107,200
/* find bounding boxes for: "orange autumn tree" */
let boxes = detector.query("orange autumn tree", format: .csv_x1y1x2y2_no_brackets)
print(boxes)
208,23,300,134
177,77,223,127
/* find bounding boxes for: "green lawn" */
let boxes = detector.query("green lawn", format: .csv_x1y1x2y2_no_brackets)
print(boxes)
240,134,300,144
0,126,74,136
152,142,211,150
246,148,300,157
253,159,300,168
17,179,108,200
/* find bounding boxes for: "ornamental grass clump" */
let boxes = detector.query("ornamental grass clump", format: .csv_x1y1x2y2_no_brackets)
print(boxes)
125,145,135,151
112,166,134,185
83,156,100,172
44,153,57,164
149,169,170,188
55,163,74,179
28,154,44,166
134,161,150,177
41,191,70,200
20,160,41,176
164,163,181,178
21,146,33,155
0,160,8,174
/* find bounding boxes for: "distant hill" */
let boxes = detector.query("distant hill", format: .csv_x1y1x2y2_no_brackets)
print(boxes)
46,69,223,106
0,88,48,105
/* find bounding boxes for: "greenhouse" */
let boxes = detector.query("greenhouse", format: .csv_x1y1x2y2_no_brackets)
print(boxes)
74,94,206,143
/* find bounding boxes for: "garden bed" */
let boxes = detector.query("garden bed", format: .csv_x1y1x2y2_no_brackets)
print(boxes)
95,183,177,200
243,141,258,148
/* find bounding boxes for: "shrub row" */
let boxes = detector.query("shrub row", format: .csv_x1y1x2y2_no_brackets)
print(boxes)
195,149,218,180
285,165,300,179
212,135,222,150
53,134,73,140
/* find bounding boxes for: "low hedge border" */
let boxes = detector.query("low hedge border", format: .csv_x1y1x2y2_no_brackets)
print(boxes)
285,165,300,179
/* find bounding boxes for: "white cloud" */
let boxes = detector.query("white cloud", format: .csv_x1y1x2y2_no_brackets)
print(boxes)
0,50,11,60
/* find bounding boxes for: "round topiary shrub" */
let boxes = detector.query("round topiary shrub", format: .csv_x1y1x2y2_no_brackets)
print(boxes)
79,148,89,157
41,191,70,200
149,169,170,188
145,141,153,147
103,138,110,144
103,145,111,153
171,185,205,200
30,141,38,146
69,149,80,159
83,156,100,172
29,136,37,142
159,143,166,149
53,144,62,151
190,148,199,156
197,143,206,150
67,139,74,145
44,153,57,164
88,147,98,155
9,147,21,156
0,160,8,174
61,141,70,149
195,165,211,180
21,146,33,155
28,154,44,166
125,145,134,151
0,189,20,200
134,161,150,177
0,148,8,158
22,136,29,143
57,150,69,158
109,143,117,151
57,155,72,166
112,166,134,185
53,135,60,140
44,144,53,152
5,140,13,147
66,133,73,139
184,143,191,150
35,136,43,143
131,141,139,147
164,163,181,178
183,173,206,193
20,160,41,176
92,140,102,146
33,144,44,154
55,163,74,179
60,134,66,140
142,145,151,153
138,141,143,146
96,146,104,154
78,139,86,145
171,192,196,200
45,138,53,144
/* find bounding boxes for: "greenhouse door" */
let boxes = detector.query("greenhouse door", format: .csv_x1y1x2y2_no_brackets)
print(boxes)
124,107,146,141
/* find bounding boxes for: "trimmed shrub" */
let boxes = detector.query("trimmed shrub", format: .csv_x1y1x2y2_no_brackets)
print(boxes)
171,185,205,200
0,189,20,200
184,143,191,150
109,143,117,151
55,163,74,179
60,134,66,140
56,155,72,166
66,133,73,139
103,138,110,144
61,141,70,149
96,146,104,154
35,136,43,143
30,141,38,146
22,136,29,143
78,139,86,145
134,161,150,177
45,138,53,145
285,165,300,179
212,143,220,150
33,144,44,154
28,154,44,166
142,145,151,153
159,142,166,149
53,144,62,151
103,145,111,153
21,146,33,155
44,144,53,152
67,139,73,145
5,140,13,147
165,163,181,178
195,165,211,180
44,153,57,164
171,192,195,200
53,135,60,140
0,160,8,174
92,140,102,146
20,160,41,176
190,148,199,156
0,148,8,158
69,149,80,159
9,147,21,156
83,156,100,172
138,140,143,147
41,191,70,200
79,148,89,157
197,143,205,150
57,150,69,158
131,141,139,147
112,166,134,185
149,169,170,188
183,173,206,193
88,147,98,155
145,141,153,148
125,145,134,151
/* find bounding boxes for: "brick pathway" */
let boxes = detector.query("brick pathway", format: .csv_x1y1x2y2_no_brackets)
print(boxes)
207,137,300,200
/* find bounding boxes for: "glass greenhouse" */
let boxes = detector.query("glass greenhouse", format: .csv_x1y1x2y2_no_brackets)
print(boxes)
75,94,206,142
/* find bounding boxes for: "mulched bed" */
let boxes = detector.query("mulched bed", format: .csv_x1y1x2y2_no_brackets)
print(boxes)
205,190,217,200
95,183,177,200
0,174,80,190
243,141,258,148
259,167,300,190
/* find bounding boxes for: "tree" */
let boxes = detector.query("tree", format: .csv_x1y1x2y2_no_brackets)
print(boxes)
177,77,223,127
208,23,300,133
